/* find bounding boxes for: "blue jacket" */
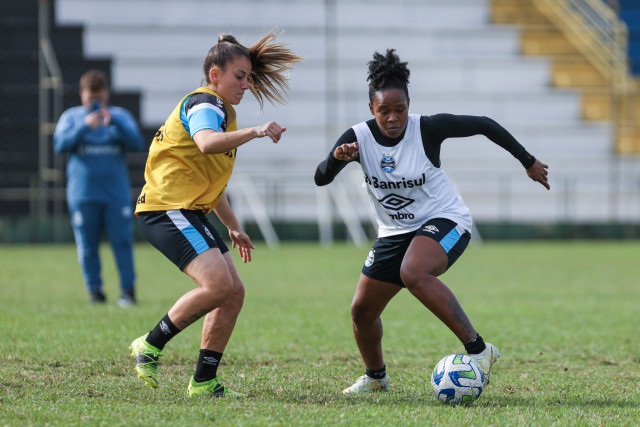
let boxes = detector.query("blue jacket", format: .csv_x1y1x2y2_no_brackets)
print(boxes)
53,106,144,205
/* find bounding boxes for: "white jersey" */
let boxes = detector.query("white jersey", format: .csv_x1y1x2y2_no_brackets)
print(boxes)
354,114,472,237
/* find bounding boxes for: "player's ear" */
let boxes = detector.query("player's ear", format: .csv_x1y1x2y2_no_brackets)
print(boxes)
369,102,374,115
209,67,219,84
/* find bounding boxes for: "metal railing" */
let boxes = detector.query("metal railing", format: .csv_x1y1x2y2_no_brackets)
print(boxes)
532,0,639,152
38,0,65,240
535,0,629,87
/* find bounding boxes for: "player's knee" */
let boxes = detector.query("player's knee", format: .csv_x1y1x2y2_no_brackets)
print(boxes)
400,263,444,290
399,265,422,290
225,280,245,313
198,276,235,309
350,300,376,325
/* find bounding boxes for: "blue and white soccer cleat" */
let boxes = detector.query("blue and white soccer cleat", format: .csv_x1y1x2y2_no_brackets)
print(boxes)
342,374,389,394
468,342,501,385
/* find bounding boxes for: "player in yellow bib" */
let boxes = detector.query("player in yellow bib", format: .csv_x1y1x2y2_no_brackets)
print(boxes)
135,86,238,214
130,31,302,397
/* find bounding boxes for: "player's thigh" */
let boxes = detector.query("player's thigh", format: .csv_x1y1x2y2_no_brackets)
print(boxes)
402,236,448,279
402,218,471,279
351,274,402,321
183,248,234,294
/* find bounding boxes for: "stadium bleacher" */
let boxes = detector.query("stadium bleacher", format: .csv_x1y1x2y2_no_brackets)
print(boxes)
0,0,153,220
1,0,639,241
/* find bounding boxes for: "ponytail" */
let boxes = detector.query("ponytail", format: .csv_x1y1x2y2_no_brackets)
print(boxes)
202,30,303,109
248,30,304,108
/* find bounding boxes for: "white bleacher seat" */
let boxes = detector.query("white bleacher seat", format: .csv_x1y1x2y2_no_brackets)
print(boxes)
55,0,640,227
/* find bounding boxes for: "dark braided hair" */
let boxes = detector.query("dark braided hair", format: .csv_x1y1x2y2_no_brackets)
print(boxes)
367,49,410,102
202,30,303,108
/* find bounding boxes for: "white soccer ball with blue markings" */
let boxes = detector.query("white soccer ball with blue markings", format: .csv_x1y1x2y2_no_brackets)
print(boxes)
430,354,485,405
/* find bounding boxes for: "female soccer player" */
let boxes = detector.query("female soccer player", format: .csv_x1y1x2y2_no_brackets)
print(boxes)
130,31,302,397
314,49,550,394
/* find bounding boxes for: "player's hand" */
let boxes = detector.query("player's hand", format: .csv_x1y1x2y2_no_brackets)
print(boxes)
254,121,286,144
84,109,110,128
101,108,112,126
228,228,255,263
334,141,359,161
526,159,550,190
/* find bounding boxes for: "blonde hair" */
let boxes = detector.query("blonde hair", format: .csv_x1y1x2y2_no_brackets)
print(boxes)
202,30,303,108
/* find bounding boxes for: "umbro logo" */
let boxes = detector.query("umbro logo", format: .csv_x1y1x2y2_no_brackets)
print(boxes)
203,227,214,240
378,194,415,211
203,356,219,365
423,225,439,234
160,320,171,335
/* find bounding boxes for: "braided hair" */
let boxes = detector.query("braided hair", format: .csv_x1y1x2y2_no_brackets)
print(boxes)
202,30,303,108
367,49,410,102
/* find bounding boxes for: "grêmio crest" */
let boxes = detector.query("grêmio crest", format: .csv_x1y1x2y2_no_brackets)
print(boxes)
380,155,396,172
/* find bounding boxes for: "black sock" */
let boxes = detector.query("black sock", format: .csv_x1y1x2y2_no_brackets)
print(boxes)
365,365,387,380
146,314,181,350
464,333,486,355
193,349,223,383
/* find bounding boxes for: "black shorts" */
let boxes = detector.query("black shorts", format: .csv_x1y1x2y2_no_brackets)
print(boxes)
137,209,229,271
361,218,471,287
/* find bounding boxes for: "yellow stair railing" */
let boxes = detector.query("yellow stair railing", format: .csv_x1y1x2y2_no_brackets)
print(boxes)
493,0,640,153
534,0,629,89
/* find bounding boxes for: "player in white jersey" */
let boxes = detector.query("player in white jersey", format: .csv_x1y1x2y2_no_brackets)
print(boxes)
315,49,550,394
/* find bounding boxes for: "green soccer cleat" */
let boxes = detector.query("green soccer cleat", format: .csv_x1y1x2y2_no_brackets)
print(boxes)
187,377,244,398
468,342,501,386
342,374,389,394
129,334,163,389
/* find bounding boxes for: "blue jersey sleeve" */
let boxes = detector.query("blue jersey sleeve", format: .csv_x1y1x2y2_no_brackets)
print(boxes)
180,93,227,138
109,107,145,151
53,107,91,153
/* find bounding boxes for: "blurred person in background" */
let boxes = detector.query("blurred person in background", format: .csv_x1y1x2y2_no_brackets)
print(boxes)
130,31,302,398
53,70,144,306
315,49,550,394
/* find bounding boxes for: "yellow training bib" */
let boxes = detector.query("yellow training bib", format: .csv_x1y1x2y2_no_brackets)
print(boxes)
135,87,237,215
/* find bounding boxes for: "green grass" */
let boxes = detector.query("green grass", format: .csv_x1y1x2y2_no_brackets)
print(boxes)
1,241,639,426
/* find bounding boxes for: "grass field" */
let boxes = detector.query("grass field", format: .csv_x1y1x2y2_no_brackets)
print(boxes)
1,241,639,426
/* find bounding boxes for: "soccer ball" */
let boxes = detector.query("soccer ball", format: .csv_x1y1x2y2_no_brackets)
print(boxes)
430,354,485,405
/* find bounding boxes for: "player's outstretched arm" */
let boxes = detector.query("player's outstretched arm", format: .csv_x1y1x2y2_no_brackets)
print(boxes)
193,122,286,154
526,159,550,190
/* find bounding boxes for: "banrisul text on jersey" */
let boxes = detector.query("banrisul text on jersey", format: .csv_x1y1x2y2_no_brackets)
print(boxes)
364,173,426,189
